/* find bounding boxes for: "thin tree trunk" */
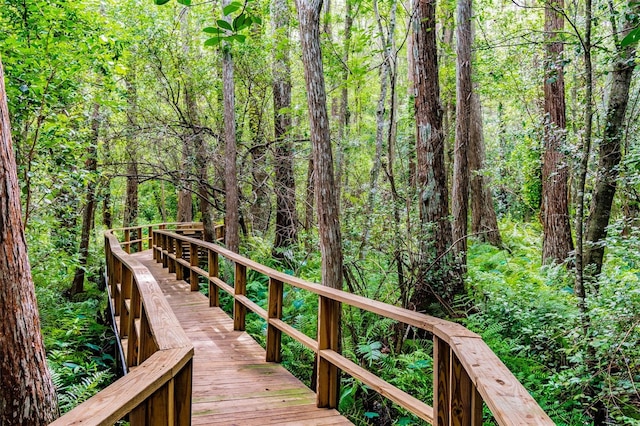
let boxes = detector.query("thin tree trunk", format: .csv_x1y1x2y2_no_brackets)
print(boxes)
296,0,343,290
248,98,269,233
222,0,239,253
0,55,59,425
70,102,100,297
469,93,502,246
584,7,638,278
452,0,472,262
541,0,573,264
335,0,352,208
177,138,193,222
410,0,463,314
272,0,297,256
361,0,397,256
123,159,138,227
574,0,593,319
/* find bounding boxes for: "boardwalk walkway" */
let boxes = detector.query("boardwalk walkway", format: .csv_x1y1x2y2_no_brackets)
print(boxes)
133,250,352,426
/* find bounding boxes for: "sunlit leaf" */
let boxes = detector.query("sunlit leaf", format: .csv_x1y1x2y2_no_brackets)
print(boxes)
621,27,640,47
217,19,233,31
203,26,219,34
222,2,242,15
154,0,171,5
177,0,191,4
204,36,222,46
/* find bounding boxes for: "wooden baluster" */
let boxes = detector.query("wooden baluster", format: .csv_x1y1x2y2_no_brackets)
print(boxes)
434,336,451,426
175,240,183,280
451,351,477,426
208,250,219,307
317,296,340,408
168,237,176,274
162,234,169,269
127,281,140,367
471,385,483,426
139,308,158,363
148,225,153,250
190,242,199,291
234,263,247,331
119,267,132,339
266,278,283,362
174,359,193,425
148,383,170,426
124,229,130,253
137,227,143,252
113,260,122,316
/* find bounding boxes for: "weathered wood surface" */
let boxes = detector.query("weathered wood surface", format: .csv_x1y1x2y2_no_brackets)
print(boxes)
135,251,352,426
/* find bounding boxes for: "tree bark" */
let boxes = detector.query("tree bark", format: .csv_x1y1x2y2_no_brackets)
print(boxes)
222,0,240,253
296,0,343,290
70,102,100,296
541,0,573,264
452,0,472,261
177,137,193,223
469,93,502,246
272,0,297,256
0,56,59,425
410,0,463,313
584,11,637,278
123,77,138,228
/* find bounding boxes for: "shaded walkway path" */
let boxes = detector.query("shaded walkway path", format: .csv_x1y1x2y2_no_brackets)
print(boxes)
133,251,352,426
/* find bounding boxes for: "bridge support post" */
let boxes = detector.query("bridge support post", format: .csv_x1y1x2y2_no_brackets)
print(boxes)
190,242,199,291
317,296,340,408
208,250,219,307
266,278,283,362
234,263,247,330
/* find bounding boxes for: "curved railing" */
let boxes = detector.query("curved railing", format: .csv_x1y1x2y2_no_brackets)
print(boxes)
50,224,194,426
153,228,554,425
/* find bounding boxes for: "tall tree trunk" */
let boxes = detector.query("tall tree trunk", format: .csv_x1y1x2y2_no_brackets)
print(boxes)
410,0,463,314
70,102,100,297
335,0,352,208
541,0,573,264
469,93,502,246
0,55,59,425
452,0,472,262
272,0,297,256
177,139,193,222
222,0,240,253
296,0,343,290
584,8,638,278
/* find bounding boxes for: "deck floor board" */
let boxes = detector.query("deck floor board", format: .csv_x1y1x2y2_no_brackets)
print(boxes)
133,251,352,426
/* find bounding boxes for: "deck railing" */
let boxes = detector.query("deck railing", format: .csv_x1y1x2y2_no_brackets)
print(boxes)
50,224,195,426
153,226,554,425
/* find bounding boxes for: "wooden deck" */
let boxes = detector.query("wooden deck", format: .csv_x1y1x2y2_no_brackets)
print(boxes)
132,251,352,426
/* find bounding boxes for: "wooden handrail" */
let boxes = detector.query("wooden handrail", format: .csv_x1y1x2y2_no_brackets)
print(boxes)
51,227,194,426
153,227,553,426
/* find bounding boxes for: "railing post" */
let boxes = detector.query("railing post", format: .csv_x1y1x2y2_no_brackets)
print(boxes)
127,284,140,367
449,351,483,426
113,260,122,316
161,234,168,269
175,239,184,280
434,336,451,426
190,242,199,291
317,296,340,408
208,250,219,307
148,225,153,250
168,237,176,274
136,227,142,252
124,229,130,254
234,263,247,331
120,267,132,340
174,359,193,425
266,278,283,362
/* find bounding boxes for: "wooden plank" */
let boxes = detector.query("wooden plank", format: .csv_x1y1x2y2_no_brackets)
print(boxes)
50,348,193,426
451,352,472,426
449,336,554,425
319,349,434,423
208,250,219,307
433,336,450,426
211,276,234,297
236,295,268,320
317,296,340,408
269,318,318,352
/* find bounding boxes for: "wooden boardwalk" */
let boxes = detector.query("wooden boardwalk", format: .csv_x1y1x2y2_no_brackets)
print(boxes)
133,251,352,426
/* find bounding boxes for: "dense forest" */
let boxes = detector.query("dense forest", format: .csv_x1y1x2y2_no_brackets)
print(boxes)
0,0,639,423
